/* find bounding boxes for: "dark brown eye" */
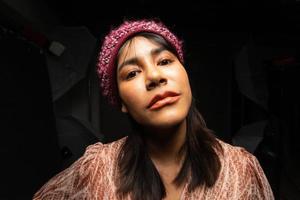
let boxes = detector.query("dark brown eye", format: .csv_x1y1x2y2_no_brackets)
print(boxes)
158,59,172,66
126,71,138,80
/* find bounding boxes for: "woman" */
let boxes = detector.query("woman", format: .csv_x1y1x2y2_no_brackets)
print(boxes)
33,19,274,200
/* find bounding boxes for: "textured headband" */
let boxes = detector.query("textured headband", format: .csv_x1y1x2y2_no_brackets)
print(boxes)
97,19,184,106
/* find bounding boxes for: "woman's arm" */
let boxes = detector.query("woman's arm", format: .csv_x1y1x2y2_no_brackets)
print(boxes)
33,143,102,200
239,151,275,200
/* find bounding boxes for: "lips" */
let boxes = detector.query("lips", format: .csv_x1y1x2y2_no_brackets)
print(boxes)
147,91,180,110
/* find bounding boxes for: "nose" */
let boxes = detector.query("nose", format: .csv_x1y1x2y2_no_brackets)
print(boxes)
145,67,167,91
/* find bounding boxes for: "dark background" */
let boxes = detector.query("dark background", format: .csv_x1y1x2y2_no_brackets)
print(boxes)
1,0,300,199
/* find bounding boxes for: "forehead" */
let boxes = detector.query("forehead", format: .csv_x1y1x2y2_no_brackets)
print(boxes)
119,36,162,58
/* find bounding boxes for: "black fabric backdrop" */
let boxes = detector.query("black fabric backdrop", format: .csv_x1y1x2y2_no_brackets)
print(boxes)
0,35,62,199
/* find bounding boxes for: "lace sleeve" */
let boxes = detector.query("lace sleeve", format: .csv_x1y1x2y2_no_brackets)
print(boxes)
239,149,275,200
33,143,103,200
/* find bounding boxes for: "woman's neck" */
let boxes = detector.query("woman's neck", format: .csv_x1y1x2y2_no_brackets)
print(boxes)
143,119,187,166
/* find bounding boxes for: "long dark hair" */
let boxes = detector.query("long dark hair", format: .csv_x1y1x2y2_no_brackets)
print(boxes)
115,33,223,200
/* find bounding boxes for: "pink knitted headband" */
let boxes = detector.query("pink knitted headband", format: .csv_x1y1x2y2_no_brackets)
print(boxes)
97,19,184,106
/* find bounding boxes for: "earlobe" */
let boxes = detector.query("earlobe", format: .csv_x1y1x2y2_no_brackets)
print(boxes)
121,103,128,113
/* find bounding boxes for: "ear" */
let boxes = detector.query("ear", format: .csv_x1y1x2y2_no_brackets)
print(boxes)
121,102,128,113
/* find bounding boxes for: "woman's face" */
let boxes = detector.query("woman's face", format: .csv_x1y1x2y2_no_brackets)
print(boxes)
117,36,192,129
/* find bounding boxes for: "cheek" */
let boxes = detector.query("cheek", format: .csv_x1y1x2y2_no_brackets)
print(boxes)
168,66,191,92
175,67,192,106
179,67,190,83
118,81,145,109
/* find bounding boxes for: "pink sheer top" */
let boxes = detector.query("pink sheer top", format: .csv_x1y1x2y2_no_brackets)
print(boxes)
33,137,274,199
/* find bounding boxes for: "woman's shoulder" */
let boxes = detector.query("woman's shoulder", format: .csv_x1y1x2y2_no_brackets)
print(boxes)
69,136,127,169
85,136,127,158
33,136,128,200
213,138,274,199
216,138,263,179
216,138,255,162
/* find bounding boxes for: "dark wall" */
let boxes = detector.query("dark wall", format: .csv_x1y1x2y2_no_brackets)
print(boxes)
0,32,62,199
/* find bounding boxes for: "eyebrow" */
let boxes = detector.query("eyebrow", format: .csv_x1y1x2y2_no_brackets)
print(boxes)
117,46,167,72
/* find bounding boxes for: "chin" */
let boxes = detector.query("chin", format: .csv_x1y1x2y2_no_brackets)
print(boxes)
145,108,188,128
